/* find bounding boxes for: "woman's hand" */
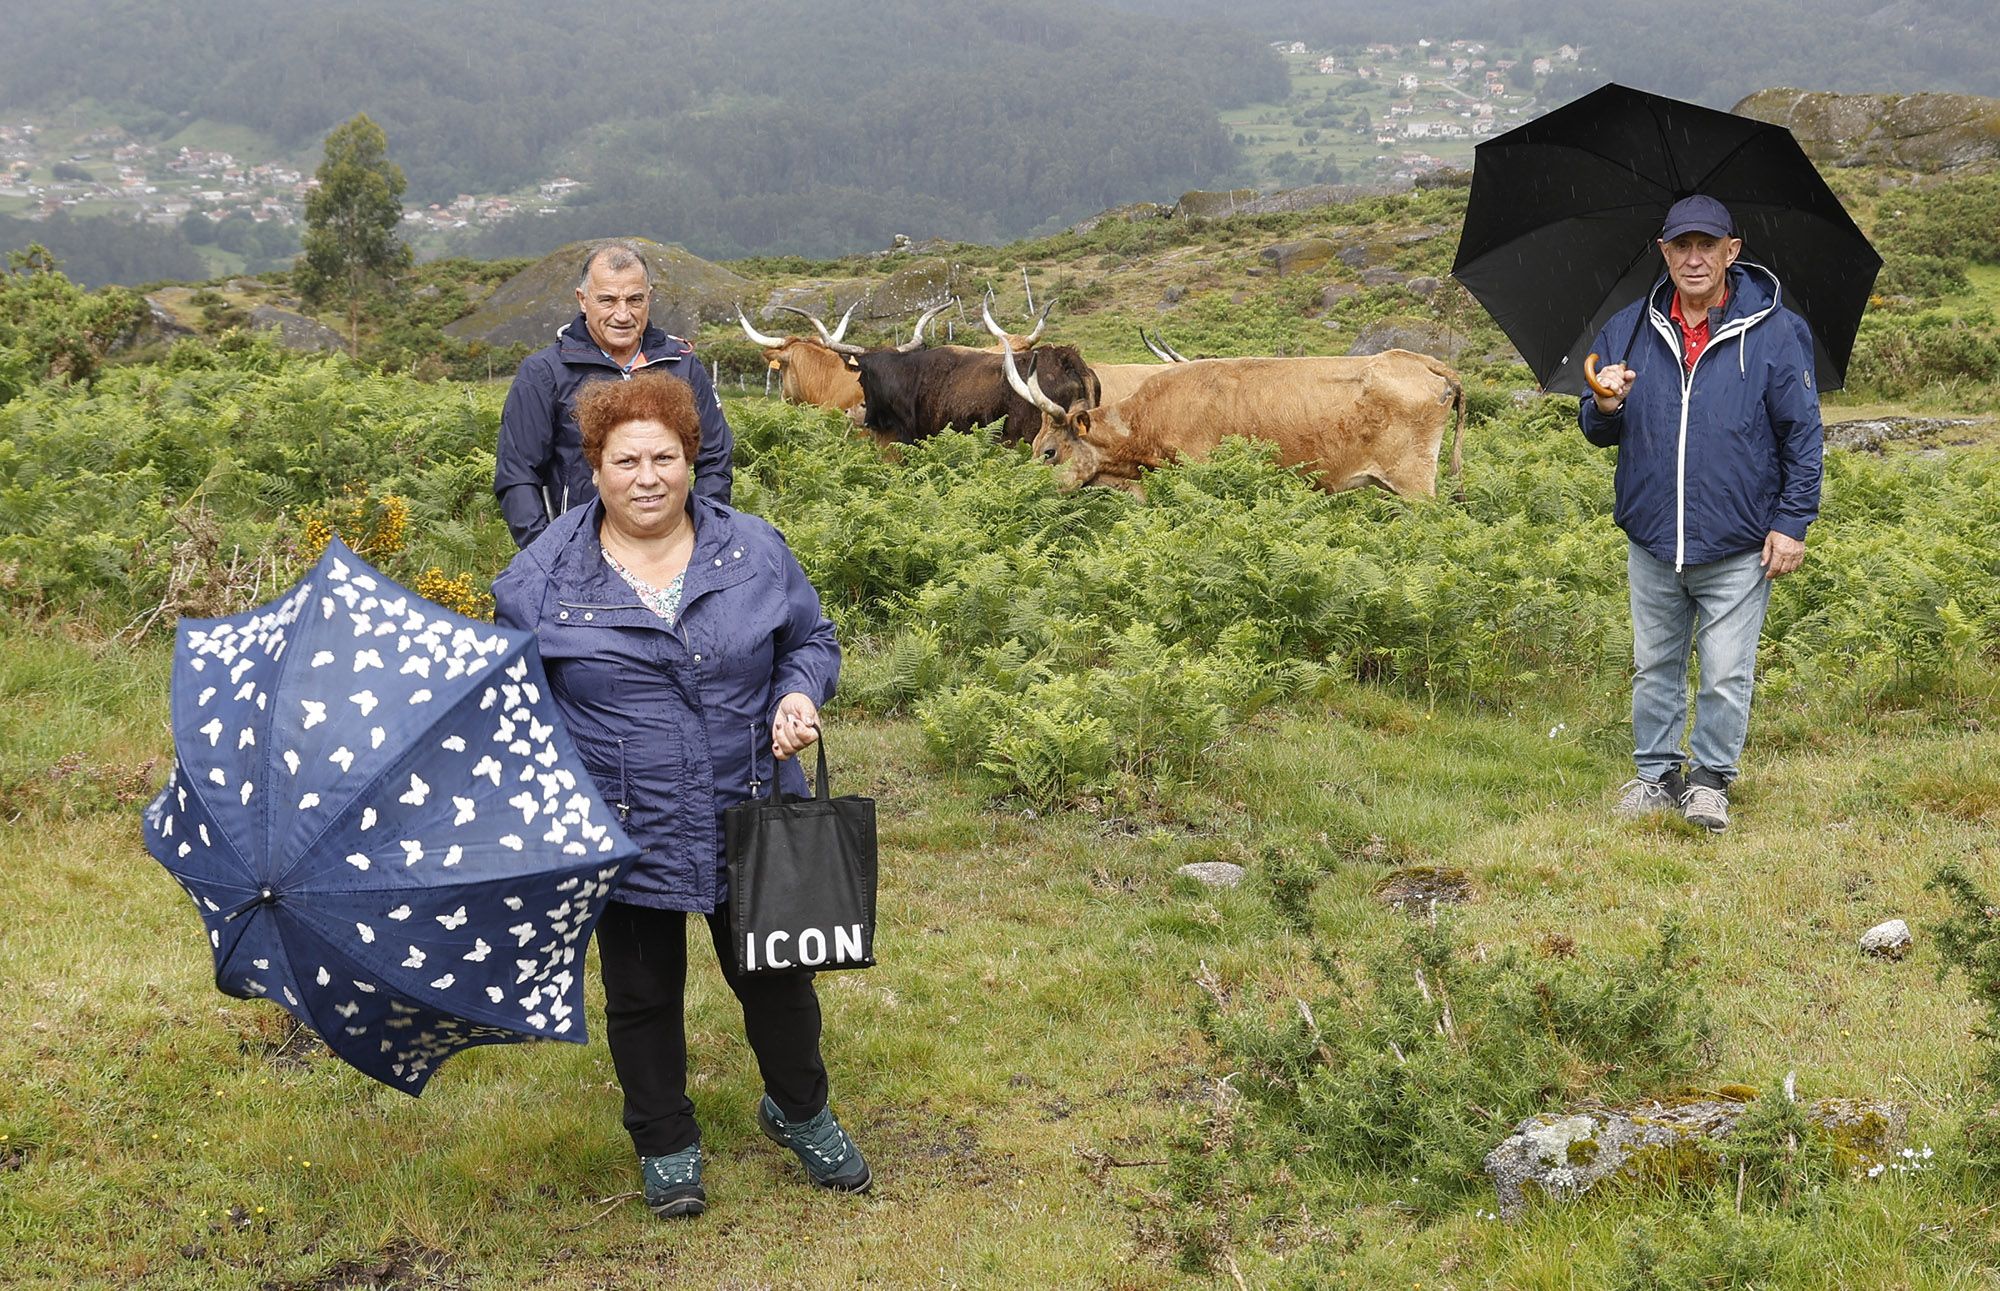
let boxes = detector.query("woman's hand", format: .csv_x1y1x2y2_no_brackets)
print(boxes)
771,691,822,760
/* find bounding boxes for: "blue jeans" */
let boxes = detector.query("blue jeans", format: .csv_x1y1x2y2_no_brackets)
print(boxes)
1627,542,1772,784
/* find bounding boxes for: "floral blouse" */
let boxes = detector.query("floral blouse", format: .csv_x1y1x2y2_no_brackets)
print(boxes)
602,548,686,622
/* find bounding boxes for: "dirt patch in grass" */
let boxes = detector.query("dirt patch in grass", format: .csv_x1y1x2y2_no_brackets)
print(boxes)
1374,864,1473,914
274,1239,457,1290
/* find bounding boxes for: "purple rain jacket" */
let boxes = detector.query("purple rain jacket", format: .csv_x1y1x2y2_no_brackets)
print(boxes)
492,315,735,548
1578,262,1823,570
492,494,839,912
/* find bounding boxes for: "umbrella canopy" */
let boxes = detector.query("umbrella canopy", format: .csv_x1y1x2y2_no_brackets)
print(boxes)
143,539,638,1094
1451,82,1880,394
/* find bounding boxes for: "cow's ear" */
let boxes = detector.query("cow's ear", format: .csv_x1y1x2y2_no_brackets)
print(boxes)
1074,410,1092,435
842,355,860,371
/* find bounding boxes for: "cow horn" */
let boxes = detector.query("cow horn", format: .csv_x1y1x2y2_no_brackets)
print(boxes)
1154,333,1191,363
1139,329,1174,362
737,304,787,349
984,300,1063,417
895,298,954,353
1020,300,1052,344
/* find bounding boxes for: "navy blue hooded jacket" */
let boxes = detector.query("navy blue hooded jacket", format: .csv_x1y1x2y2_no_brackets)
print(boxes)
492,494,838,912
1578,263,1823,569
493,315,734,548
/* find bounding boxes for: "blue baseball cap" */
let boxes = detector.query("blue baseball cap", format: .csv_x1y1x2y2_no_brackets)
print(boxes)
1660,194,1735,241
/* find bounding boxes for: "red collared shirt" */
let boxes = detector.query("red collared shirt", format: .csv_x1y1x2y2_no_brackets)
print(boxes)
1668,287,1728,370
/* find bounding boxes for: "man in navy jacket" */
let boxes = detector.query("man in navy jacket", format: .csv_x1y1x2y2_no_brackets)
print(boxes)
1580,195,1823,833
493,240,734,547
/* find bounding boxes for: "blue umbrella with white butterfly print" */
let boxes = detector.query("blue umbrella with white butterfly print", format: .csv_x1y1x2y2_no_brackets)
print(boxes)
141,537,639,1095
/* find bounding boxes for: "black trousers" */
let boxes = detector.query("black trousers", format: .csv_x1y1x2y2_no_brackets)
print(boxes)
595,899,829,1156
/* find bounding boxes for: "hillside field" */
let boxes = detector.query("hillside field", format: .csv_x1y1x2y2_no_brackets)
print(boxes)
6,174,2000,1287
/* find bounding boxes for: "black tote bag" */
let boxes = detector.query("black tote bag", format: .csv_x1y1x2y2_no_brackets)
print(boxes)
723,734,878,976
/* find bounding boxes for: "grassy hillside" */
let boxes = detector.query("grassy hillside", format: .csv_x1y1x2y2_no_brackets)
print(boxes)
6,176,2000,1286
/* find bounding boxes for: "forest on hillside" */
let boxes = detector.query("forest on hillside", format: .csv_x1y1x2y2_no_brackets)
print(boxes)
0,0,1283,265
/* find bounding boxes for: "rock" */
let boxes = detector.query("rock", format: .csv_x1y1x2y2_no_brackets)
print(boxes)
1176,862,1246,889
1359,267,1409,287
1066,201,1171,235
1824,416,1991,452
1860,918,1912,960
111,294,200,353
225,278,265,294
412,284,442,300
1733,88,2000,171
1159,285,1186,307
1316,283,1359,312
1259,238,1341,277
1485,1094,1906,1219
1337,244,1372,270
246,305,345,353
1405,276,1441,298
442,236,753,349
1348,318,1467,362
1175,189,1262,219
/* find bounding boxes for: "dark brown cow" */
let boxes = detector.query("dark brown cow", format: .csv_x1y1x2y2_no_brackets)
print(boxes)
1008,344,1465,498
815,299,1099,445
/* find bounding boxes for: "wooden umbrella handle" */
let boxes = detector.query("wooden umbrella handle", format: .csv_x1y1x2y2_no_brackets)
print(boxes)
1583,352,1623,400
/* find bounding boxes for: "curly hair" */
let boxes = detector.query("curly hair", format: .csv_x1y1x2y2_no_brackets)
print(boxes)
577,375,702,470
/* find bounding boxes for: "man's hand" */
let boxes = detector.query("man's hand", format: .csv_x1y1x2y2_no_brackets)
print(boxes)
1761,530,1805,579
1590,360,1636,415
771,691,821,760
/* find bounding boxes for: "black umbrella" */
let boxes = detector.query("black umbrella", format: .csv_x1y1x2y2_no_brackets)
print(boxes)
1451,82,1880,394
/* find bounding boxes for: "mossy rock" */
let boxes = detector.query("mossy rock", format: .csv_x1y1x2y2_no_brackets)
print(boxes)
1175,189,1262,219
1485,1094,1906,1219
442,237,752,349
1260,238,1341,277
1733,88,2000,172
246,305,345,354
1066,202,1172,235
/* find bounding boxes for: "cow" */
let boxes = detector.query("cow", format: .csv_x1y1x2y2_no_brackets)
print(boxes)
817,299,1100,446
1004,340,1466,499
737,301,949,414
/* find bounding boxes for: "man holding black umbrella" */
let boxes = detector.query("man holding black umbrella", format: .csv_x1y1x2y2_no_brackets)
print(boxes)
1581,195,1823,833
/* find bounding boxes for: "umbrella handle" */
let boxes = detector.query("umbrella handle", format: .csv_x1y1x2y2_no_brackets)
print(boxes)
1582,353,1622,401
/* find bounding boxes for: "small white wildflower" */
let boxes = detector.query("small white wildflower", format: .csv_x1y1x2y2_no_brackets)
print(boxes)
1867,1163,1886,1178
1922,1146,1935,1158
1902,1147,1916,1158
1547,723,1566,739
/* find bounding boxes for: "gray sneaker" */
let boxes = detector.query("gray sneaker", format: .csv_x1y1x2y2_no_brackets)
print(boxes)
1681,782,1729,832
1614,774,1681,820
640,1143,707,1218
758,1096,872,1193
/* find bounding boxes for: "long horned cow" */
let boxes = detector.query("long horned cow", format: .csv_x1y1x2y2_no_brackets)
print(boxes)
814,298,1098,446
737,300,946,414
1002,328,1466,499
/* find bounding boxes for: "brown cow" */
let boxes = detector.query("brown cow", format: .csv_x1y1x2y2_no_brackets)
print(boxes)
1007,344,1465,498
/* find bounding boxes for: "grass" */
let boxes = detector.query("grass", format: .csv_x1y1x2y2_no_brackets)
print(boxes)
6,614,2000,1287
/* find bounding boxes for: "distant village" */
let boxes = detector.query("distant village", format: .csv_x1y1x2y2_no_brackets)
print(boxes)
1262,35,1584,183
0,121,572,238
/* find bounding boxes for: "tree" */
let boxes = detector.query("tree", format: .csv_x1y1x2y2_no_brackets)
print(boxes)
295,113,411,355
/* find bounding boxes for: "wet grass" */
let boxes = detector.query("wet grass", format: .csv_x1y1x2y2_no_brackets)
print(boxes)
5,626,2000,1287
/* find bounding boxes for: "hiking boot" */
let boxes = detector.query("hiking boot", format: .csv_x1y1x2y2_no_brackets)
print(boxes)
758,1095,872,1193
1614,769,1685,820
640,1143,707,1218
1681,769,1730,833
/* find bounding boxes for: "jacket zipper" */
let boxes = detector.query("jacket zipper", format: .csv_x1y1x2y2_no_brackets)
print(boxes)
1651,301,1767,572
